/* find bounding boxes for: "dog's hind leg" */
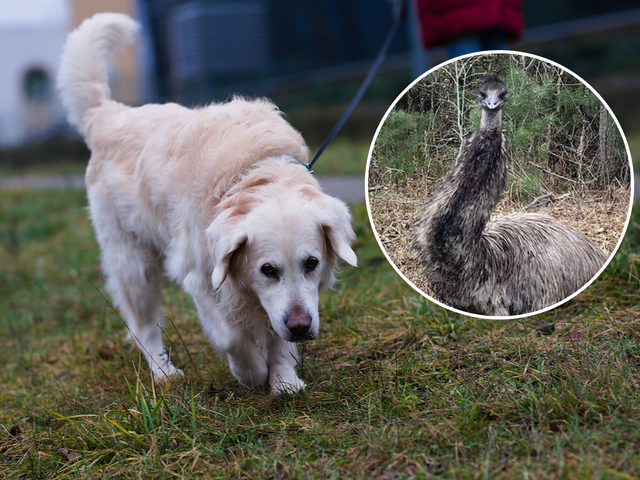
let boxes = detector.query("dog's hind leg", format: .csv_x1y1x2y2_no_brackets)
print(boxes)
104,241,182,381
264,336,306,395
93,213,182,382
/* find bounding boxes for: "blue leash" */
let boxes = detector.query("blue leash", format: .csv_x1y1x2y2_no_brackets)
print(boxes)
303,0,407,173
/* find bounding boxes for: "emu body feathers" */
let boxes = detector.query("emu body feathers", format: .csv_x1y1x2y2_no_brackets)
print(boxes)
413,76,606,316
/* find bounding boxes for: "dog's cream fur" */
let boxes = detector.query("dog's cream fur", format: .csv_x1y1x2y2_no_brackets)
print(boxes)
58,13,357,395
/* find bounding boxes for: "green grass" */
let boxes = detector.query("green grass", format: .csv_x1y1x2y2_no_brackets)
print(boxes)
0,142,368,179
0,161,87,178
307,139,371,176
1,187,640,479
627,133,640,173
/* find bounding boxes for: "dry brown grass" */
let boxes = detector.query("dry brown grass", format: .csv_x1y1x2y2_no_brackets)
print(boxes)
367,175,631,301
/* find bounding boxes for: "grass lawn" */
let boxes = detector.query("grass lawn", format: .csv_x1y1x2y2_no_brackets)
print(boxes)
0,139,370,179
308,139,371,176
626,133,640,174
1,187,640,479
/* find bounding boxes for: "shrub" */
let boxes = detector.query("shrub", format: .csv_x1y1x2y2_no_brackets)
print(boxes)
376,53,630,196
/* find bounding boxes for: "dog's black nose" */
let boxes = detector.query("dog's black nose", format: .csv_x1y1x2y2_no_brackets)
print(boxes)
285,306,313,339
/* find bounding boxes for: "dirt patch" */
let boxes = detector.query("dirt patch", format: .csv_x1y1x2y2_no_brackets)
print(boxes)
367,177,631,301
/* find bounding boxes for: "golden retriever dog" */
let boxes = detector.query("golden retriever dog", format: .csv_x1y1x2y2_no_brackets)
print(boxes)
57,13,357,395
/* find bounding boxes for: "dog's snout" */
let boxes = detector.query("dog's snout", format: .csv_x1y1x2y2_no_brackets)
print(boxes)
285,305,313,340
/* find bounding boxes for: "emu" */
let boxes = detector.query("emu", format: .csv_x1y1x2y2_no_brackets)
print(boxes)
412,75,606,316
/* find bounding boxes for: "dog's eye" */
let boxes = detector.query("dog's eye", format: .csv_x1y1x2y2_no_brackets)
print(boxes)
261,264,278,278
305,257,319,272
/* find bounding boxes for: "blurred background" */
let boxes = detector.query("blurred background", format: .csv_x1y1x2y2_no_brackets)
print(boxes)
0,0,639,176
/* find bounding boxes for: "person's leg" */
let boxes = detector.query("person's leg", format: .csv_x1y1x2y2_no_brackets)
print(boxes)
482,28,508,50
448,34,483,58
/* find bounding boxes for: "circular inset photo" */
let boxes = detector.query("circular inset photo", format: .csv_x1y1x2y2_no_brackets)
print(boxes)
366,51,632,319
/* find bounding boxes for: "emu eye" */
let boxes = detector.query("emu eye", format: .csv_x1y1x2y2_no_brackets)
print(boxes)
261,263,278,278
305,257,319,272
479,91,487,99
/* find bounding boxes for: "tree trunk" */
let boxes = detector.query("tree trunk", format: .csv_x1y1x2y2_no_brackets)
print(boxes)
597,107,613,186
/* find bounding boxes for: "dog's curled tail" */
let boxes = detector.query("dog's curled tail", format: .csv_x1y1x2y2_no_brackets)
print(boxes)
57,13,139,134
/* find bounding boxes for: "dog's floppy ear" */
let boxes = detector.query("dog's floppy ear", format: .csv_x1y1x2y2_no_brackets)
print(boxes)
207,217,248,289
211,234,247,289
319,196,358,267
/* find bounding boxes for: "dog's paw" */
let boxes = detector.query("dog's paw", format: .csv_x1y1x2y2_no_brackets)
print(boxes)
270,375,306,396
229,355,269,389
150,362,184,384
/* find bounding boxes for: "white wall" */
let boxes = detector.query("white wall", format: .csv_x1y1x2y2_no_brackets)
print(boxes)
0,0,69,146
0,28,68,145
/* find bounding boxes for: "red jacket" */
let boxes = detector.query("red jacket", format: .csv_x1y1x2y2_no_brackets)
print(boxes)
416,0,523,47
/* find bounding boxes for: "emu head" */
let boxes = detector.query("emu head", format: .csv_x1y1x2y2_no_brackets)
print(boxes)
477,75,508,111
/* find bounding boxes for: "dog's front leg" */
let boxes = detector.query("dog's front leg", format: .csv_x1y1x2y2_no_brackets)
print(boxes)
264,335,306,395
223,328,270,390
194,301,269,389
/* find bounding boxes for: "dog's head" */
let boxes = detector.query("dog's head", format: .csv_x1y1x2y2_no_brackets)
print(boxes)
206,159,357,342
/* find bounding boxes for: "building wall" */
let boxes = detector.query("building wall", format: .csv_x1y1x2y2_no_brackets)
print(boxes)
144,0,408,103
0,27,67,145
0,0,140,147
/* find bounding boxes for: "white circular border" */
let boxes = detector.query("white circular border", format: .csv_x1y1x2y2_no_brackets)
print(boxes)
365,50,635,320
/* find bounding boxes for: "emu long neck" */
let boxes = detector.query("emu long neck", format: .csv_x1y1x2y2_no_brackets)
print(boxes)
480,108,502,132
425,107,506,267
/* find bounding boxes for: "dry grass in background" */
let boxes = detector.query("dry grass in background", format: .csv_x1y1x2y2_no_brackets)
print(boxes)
368,179,631,299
